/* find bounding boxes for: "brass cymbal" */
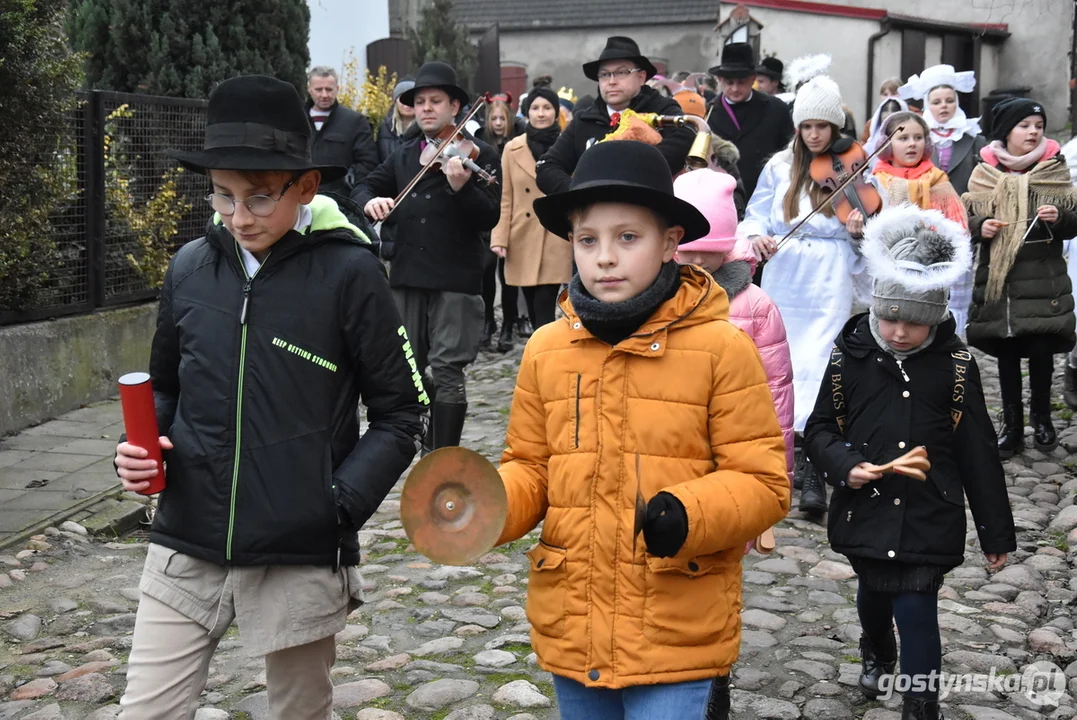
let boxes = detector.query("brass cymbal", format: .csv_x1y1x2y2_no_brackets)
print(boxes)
400,447,508,566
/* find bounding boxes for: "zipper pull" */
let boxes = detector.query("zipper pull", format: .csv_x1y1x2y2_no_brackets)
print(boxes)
240,280,252,325
895,359,910,382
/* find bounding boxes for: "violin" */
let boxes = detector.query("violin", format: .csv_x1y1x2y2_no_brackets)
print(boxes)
773,123,905,253
809,138,882,224
419,127,497,185
381,92,507,221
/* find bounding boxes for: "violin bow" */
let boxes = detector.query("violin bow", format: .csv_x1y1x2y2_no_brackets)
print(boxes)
773,124,905,252
383,92,502,221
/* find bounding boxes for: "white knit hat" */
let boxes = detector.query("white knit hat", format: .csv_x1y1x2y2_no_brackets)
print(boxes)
792,75,845,127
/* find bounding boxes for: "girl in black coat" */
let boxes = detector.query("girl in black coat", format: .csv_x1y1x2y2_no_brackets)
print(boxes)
805,206,1016,720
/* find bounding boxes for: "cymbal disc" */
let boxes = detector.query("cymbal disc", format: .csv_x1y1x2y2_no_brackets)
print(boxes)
400,447,507,566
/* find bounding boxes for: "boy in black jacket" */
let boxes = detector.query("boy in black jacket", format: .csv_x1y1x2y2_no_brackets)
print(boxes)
805,206,1016,720
113,76,425,719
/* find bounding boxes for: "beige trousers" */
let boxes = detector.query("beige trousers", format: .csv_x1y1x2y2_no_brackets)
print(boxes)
118,593,336,720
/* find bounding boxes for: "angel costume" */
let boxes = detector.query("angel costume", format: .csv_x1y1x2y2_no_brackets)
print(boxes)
900,65,984,335
739,148,865,431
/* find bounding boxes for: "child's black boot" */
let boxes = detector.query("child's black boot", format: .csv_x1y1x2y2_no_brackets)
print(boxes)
857,632,897,698
704,674,730,720
497,323,514,353
997,403,1024,459
480,317,497,350
432,402,468,449
798,456,827,516
1029,393,1058,452
901,695,943,720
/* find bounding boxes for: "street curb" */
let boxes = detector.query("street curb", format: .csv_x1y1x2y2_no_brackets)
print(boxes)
0,483,146,551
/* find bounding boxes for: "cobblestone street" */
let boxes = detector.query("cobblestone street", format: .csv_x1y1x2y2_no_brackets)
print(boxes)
1,345,1076,720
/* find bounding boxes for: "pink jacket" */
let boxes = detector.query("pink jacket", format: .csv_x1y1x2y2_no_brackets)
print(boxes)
715,241,795,484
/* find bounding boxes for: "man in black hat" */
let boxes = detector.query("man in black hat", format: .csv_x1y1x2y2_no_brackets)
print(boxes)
708,42,794,198
113,74,425,717
354,61,501,452
535,36,696,196
306,65,380,194
755,57,785,96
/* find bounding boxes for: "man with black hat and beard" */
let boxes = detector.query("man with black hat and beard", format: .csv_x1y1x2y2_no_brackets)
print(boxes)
112,75,425,718
708,43,795,198
354,61,501,453
535,36,696,196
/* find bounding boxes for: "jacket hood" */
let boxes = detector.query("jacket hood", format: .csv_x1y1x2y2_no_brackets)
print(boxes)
207,195,372,254
558,264,729,339
839,312,960,358
711,136,741,167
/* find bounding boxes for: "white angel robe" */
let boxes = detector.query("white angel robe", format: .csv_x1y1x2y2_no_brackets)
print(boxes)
738,149,866,432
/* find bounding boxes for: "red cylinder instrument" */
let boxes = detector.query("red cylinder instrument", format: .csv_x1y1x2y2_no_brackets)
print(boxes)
118,372,166,495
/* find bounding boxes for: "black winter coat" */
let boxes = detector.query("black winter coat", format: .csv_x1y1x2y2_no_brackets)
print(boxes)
352,135,501,294
148,202,425,567
966,157,1077,357
307,101,380,194
707,92,795,198
378,115,420,164
805,314,1016,568
535,86,696,196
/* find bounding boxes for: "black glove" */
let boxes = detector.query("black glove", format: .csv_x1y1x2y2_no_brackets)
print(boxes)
642,492,688,558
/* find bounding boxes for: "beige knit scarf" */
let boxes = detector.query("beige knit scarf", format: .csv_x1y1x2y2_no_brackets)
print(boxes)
963,157,1077,303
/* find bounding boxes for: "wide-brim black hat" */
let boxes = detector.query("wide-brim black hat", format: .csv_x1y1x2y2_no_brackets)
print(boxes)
709,42,757,79
582,36,659,82
168,75,346,182
398,61,471,107
756,56,784,82
533,141,709,243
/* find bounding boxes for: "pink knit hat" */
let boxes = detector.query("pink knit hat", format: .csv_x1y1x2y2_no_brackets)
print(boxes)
672,170,739,253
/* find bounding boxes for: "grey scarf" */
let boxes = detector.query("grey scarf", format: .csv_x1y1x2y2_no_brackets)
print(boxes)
710,260,752,301
869,312,939,360
568,261,682,346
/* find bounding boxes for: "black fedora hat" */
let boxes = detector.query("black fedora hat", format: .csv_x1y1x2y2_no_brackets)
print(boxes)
757,56,784,82
533,141,709,243
582,36,659,82
709,42,757,79
168,75,345,181
398,61,471,107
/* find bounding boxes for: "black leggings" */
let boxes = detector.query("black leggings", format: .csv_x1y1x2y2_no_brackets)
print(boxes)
997,349,1054,413
522,284,561,328
858,584,941,699
482,250,498,325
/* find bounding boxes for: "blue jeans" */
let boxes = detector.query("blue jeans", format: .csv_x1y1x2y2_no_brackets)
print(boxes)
552,675,711,720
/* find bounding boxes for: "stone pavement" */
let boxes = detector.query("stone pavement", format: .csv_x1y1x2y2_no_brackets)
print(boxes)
0,403,143,550
1,344,1076,720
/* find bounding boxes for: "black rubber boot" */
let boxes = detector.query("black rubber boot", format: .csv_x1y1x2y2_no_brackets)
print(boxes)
792,447,804,489
496,323,514,353
997,403,1025,459
901,696,943,720
515,316,533,339
432,402,468,449
1029,410,1058,452
1064,363,1077,411
479,317,497,350
857,632,897,699
798,458,827,516
704,674,730,720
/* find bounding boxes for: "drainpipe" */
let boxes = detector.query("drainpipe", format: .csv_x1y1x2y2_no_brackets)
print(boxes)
866,17,893,125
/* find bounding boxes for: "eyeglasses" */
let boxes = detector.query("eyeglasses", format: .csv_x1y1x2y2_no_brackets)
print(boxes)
206,179,296,218
597,68,642,81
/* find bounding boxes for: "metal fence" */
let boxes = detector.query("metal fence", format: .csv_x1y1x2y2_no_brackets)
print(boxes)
0,90,208,326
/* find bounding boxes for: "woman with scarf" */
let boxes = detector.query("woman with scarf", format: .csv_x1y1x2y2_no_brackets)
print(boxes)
490,87,573,331
963,97,1077,458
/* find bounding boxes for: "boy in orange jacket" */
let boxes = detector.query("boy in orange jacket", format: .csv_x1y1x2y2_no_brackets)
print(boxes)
494,140,791,719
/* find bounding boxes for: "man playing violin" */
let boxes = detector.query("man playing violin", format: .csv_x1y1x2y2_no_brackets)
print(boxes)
353,61,501,452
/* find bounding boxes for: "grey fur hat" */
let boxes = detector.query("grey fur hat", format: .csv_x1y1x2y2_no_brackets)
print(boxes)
861,205,972,326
